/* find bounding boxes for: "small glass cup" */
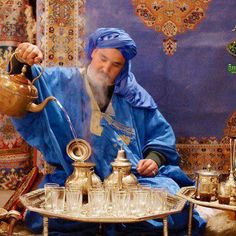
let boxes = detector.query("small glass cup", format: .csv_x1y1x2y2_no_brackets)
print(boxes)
88,188,106,216
127,186,139,215
199,183,212,202
104,185,118,214
112,189,130,217
44,183,59,210
151,188,168,212
66,187,82,212
51,186,65,212
218,182,230,205
132,189,150,216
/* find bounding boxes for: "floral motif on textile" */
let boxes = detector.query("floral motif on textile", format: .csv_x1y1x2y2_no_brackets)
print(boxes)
0,0,28,46
0,114,32,190
0,115,30,151
131,0,211,56
0,1,36,73
0,153,32,190
38,0,86,67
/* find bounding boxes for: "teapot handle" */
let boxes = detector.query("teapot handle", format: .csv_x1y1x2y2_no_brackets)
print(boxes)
88,168,94,189
117,168,124,190
31,65,44,85
8,52,44,85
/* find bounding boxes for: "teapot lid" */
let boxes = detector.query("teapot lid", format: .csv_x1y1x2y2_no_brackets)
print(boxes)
195,164,220,176
10,65,30,84
111,147,132,167
66,139,91,162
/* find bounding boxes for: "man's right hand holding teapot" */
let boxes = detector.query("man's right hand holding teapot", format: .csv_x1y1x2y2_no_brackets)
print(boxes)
15,43,43,66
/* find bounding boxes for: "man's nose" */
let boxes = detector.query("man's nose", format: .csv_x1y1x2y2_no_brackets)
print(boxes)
102,62,112,74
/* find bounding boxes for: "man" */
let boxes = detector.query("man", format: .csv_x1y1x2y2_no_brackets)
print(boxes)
11,28,205,235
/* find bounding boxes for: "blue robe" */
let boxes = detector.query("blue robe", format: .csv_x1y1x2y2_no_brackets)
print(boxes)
12,66,205,235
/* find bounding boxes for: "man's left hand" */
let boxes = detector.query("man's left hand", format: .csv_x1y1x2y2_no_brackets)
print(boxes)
136,159,158,177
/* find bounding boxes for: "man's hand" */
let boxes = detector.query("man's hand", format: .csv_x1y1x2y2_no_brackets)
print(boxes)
15,43,43,66
136,159,158,177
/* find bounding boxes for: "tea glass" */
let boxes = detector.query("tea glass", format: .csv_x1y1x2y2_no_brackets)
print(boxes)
88,188,106,216
199,182,212,202
151,188,168,212
44,183,59,210
51,186,66,212
112,189,130,217
66,187,82,212
137,189,151,216
104,186,118,214
218,182,230,205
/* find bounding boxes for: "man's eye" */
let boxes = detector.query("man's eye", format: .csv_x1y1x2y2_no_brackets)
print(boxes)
113,63,121,68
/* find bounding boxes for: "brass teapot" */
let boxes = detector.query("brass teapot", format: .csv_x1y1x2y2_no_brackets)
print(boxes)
0,53,56,117
104,147,138,190
65,139,102,196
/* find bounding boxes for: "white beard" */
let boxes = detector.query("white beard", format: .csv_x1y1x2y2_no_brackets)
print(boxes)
87,65,111,110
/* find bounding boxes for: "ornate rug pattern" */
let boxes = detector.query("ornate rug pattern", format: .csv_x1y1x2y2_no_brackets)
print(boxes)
0,1,35,190
0,0,234,192
0,115,32,190
177,136,230,179
0,0,36,74
131,0,212,56
37,0,86,67
176,105,235,180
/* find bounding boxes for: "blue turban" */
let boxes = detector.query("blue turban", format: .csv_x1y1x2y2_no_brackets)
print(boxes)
86,28,157,110
86,28,137,60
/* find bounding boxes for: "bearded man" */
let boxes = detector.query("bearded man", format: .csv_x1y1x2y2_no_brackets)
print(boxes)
10,28,205,235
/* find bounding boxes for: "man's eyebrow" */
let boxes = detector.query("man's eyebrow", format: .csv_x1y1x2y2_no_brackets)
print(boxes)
100,53,107,59
100,52,124,66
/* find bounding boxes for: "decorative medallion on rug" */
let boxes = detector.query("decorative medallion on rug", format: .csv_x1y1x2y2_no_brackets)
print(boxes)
131,0,211,56
37,0,86,67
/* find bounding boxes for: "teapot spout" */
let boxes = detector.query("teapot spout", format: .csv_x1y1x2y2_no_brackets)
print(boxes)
27,96,56,113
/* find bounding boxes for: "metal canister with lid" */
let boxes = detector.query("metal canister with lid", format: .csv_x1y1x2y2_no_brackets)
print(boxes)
195,164,220,202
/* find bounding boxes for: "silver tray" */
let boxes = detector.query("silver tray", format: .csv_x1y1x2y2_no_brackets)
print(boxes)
20,189,186,223
177,186,236,211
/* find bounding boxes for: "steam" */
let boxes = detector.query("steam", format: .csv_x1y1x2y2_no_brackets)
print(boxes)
87,65,111,110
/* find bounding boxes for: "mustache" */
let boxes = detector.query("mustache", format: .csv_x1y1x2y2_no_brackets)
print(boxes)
87,66,111,86
97,71,110,81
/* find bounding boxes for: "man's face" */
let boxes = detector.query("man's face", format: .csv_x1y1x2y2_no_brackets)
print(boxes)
89,48,125,85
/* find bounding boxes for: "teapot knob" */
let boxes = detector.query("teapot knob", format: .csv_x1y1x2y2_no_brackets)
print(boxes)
207,164,212,171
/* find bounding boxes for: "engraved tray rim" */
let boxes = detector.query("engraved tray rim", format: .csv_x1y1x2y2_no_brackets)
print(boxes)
177,186,236,211
20,188,186,223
